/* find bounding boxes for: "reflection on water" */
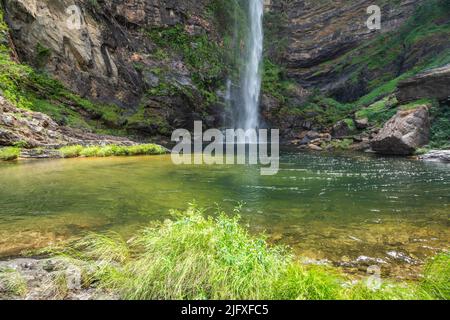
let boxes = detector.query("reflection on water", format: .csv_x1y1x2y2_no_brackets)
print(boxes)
0,151,449,278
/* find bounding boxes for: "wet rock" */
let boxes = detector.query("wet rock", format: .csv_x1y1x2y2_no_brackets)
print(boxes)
143,71,160,88
386,251,418,265
308,144,323,151
306,131,320,140
351,140,371,152
371,106,430,155
398,64,450,103
319,133,332,142
419,150,450,163
332,121,351,138
355,118,369,130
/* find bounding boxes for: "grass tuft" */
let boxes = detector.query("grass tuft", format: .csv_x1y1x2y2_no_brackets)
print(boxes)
0,147,20,161
0,268,28,297
420,252,450,300
59,144,166,159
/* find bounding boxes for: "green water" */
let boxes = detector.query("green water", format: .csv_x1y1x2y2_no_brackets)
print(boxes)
0,151,449,277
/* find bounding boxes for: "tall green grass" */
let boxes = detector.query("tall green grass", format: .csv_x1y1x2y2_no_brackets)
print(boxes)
420,252,450,300
58,144,166,159
52,205,448,300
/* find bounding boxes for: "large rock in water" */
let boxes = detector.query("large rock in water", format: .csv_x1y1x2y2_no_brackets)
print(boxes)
371,106,430,155
420,150,450,163
397,64,450,103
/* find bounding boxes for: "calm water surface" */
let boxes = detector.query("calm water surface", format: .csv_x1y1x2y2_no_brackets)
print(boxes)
0,151,448,278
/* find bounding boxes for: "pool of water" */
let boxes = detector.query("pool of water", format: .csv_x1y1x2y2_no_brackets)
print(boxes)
0,151,448,278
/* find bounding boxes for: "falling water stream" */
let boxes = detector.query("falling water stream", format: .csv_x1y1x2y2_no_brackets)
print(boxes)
239,0,264,131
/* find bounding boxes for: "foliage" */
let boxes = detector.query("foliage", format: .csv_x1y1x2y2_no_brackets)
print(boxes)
262,59,297,103
146,25,225,103
420,252,450,300
50,205,447,300
429,103,450,149
0,147,20,161
323,139,354,151
58,144,167,159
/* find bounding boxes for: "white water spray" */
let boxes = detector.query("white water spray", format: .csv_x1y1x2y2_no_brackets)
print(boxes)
240,0,264,131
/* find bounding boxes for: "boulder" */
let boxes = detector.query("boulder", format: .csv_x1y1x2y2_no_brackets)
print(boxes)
419,150,450,163
308,144,323,151
371,106,430,155
355,118,369,130
398,64,450,103
332,121,351,138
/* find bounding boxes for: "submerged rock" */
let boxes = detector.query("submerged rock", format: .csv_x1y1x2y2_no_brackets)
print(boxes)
371,106,430,155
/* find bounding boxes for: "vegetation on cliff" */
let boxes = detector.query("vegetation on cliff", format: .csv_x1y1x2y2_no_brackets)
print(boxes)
263,0,450,149
39,205,448,300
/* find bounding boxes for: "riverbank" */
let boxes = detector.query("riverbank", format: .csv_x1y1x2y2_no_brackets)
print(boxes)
0,205,448,300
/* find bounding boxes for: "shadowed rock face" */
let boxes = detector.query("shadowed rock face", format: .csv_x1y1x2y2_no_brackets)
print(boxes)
398,64,450,103
371,106,430,155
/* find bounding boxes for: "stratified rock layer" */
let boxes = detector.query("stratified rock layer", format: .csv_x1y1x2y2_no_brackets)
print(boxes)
398,64,450,103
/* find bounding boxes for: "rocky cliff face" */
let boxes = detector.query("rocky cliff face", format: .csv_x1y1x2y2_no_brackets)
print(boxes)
268,0,426,100
3,0,221,136
2,0,449,148
4,0,212,105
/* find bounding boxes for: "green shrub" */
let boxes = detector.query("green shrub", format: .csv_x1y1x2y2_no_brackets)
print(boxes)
59,145,84,158
429,104,450,149
0,147,20,161
324,139,354,151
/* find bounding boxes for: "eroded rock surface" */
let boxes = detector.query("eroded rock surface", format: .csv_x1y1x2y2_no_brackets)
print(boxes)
0,258,116,300
398,64,450,103
0,95,135,149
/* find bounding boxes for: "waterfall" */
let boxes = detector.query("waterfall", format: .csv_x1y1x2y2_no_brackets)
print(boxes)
237,0,264,131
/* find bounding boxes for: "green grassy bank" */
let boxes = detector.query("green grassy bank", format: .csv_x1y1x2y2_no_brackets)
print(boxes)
45,205,449,300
